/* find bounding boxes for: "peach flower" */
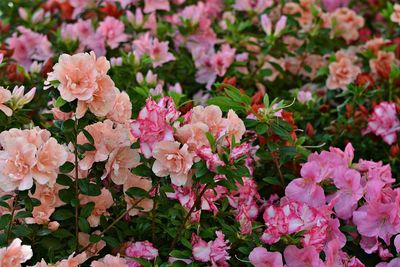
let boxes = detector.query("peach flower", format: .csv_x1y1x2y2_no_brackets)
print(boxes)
58,252,88,267
0,238,33,267
47,52,98,102
370,51,396,79
91,254,128,267
0,136,37,191
0,87,12,117
48,221,60,231
191,105,227,139
25,205,55,225
226,110,246,143
106,91,132,123
328,8,364,43
76,75,117,118
152,141,195,186
78,120,131,170
262,56,285,82
80,188,114,227
326,58,361,90
102,147,141,185
123,173,153,216
78,231,106,258
391,4,400,24
175,122,210,152
32,137,68,186
31,183,65,208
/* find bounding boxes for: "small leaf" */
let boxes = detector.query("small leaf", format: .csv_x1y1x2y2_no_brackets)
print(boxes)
59,162,75,173
52,209,74,220
125,187,149,198
78,217,90,233
80,202,95,218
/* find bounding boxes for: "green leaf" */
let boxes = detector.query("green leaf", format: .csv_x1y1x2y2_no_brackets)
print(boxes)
0,214,12,230
59,162,75,173
82,129,94,145
55,97,67,108
126,187,149,198
103,236,120,247
78,217,90,233
52,209,74,220
131,165,153,177
37,228,52,236
170,250,192,259
89,234,102,243
61,119,75,132
52,229,73,238
78,180,101,196
15,211,32,219
263,177,281,186
80,202,95,218
57,174,73,186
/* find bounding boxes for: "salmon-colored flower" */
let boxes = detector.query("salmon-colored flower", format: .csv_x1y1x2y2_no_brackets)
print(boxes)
152,141,195,186
103,147,141,185
123,173,153,216
175,122,209,152
326,58,361,90
80,188,114,227
391,4,400,24
0,238,33,267
91,254,128,267
106,91,132,123
369,51,396,79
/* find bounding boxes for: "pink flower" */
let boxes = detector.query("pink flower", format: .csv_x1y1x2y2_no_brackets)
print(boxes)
10,86,36,110
58,252,88,267
249,247,283,267
326,57,361,90
196,146,225,172
133,33,175,68
25,205,55,225
192,231,230,267
210,44,236,77
80,188,114,227
283,245,324,267
0,238,33,267
152,141,195,186
330,168,363,219
125,241,158,267
363,101,400,145
79,231,106,258
327,8,364,43
97,16,128,49
106,91,132,123
6,26,53,69
370,51,396,79
123,173,153,216
297,90,312,104
0,87,12,117
91,254,128,267
131,97,178,158
226,109,246,143
322,0,349,12
31,183,65,208
234,0,273,13
285,161,326,207
144,0,170,13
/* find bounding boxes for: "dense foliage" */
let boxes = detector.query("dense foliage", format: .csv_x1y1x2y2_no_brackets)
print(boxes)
0,0,399,266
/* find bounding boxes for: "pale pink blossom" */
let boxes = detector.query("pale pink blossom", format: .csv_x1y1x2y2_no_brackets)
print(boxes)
322,0,349,12
97,16,128,49
363,102,400,145
144,0,170,13
327,8,364,43
297,90,312,104
58,252,88,267
175,122,209,152
10,86,36,110
0,238,33,267
103,147,140,185
133,33,175,68
249,247,283,267
196,146,225,172
0,87,12,117
91,254,128,267
152,141,195,186
106,91,132,123
25,205,55,225
32,138,68,186
191,105,227,139
390,4,400,24
79,231,106,258
125,241,158,267
234,0,273,13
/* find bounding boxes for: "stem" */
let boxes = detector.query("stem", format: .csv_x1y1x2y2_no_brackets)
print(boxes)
6,193,18,244
151,186,159,244
74,117,79,252
78,183,159,254
169,183,209,253
272,154,285,187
